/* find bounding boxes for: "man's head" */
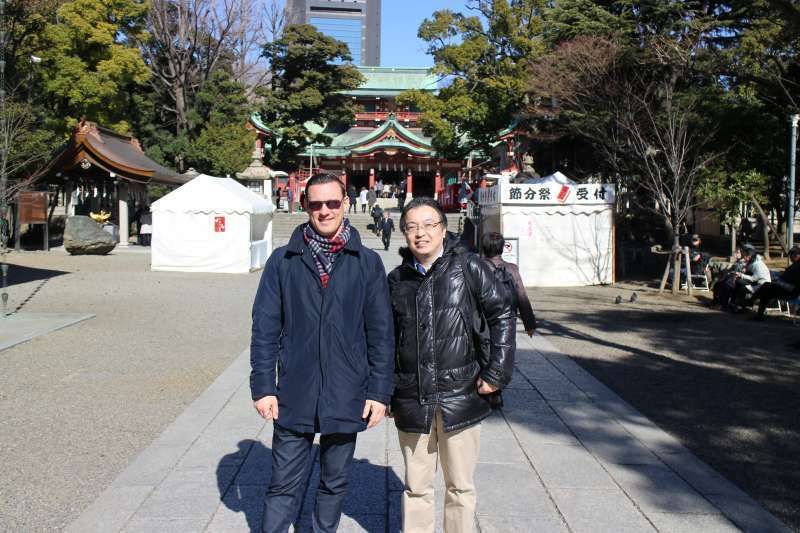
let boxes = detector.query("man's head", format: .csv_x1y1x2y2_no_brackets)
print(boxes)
481,232,505,259
691,233,701,247
383,211,390,219
741,243,756,260
304,173,348,238
400,197,447,262
790,247,800,262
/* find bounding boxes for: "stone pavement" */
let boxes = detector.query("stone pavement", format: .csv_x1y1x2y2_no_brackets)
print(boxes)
0,312,94,351
67,325,790,533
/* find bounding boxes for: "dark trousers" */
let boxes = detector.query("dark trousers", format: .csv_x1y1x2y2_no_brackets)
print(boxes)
262,424,357,533
755,283,799,317
348,200,357,213
382,231,392,251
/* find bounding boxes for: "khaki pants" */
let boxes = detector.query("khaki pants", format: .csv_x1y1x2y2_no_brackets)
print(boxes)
397,411,481,533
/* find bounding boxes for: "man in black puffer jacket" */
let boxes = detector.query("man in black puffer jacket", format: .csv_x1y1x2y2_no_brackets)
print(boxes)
387,197,515,533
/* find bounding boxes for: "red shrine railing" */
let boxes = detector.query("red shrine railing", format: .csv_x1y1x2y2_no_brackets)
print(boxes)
354,111,419,123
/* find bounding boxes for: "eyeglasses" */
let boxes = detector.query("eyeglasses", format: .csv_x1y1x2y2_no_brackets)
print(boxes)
403,221,443,234
307,200,343,211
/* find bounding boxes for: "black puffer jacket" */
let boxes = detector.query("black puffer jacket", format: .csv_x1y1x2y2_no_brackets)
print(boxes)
387,233,516,433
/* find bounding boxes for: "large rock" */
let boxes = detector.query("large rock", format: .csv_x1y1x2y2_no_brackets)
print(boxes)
64,216,117,255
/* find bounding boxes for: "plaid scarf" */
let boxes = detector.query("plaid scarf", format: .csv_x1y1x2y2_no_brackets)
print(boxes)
302,220,352,288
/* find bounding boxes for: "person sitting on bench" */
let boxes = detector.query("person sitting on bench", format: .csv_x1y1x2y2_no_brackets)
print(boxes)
752,246,800,320
730,244,771,310
712,246,746,308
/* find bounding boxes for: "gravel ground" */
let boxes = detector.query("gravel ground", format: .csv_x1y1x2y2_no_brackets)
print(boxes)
533,283,800,531
0,250,261,532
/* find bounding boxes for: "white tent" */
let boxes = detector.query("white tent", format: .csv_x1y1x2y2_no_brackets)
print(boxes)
150,175,275,273
523,171,576,186
477,178,616,287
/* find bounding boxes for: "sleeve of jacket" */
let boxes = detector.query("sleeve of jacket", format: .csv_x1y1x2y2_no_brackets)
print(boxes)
465,254,516,388
363,253,396,404
507,262,536,331
250,251,283,401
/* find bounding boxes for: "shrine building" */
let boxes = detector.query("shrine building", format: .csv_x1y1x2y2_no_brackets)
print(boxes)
249,66,469,205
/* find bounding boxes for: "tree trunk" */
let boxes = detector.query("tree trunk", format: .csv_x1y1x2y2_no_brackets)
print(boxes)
762,212,771,260
672,234,681,295
730,223,737,262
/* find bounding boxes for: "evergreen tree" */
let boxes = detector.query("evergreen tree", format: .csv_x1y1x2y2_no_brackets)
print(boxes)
256,24,363,168
38,0,150,135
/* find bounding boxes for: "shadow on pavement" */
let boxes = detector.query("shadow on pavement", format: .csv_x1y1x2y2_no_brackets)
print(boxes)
1,263,68,287
534,300,800,531
218,439,401,532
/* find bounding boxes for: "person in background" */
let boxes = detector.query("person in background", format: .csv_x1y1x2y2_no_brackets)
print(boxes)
381,210,394,251
376,178,384,198
287,186,294,215
712,246,746,309
367,187,377,215
347,184,357,214
359,186,369,214
731,243,771,310
371,203,384,236
138,206,152,247
752,246,800,320
481,232,536,336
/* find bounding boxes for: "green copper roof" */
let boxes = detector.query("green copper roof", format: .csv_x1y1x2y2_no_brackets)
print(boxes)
343,67,439,97
300,114,434,158
351,138,432,156
345,113,431,149
249,113,273,134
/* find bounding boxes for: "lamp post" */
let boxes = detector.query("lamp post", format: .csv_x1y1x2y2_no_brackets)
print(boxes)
789,114,799,251
27,55,41,104
1,0,9,318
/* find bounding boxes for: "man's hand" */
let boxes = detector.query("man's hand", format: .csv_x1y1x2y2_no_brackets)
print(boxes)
362,400,386,429
477,378,499,395
254,396,279,421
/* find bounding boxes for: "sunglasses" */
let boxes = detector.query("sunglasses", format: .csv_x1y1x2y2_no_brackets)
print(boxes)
307,200,343,211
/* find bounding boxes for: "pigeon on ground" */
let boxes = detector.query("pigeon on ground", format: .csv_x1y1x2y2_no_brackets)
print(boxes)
630,292,638,303
614,295,623,304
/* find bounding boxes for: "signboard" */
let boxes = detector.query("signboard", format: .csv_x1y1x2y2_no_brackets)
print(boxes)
501,237,519,265
18,191,48,224
214,216,226,232
501,182,615,205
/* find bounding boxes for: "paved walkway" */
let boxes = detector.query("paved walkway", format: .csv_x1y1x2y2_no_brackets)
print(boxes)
0,312,94,351
67,326,790,533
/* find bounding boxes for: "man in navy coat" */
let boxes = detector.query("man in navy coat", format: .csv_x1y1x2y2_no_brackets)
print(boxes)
251,173,395,533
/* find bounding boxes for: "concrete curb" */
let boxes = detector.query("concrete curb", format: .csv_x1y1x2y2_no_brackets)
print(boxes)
0,312,95,351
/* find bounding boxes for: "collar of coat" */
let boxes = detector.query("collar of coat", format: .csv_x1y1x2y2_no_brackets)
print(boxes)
287,222,363,255
398,231,467,271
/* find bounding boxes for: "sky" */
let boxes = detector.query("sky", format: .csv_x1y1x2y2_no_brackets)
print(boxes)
380,0,469,67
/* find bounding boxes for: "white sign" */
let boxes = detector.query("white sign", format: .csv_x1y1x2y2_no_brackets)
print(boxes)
501,182,615,205
501,237,519,265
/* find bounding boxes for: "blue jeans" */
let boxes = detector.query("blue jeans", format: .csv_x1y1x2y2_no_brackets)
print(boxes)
262,424,357,533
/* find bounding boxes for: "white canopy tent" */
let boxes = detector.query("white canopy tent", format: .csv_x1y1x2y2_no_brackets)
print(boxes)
151,175,275,273
477,175,616,287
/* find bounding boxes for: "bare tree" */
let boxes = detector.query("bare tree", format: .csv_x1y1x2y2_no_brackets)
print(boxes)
143,0,242,139
227,0,283,97
529,36,719,293
0,94,54,250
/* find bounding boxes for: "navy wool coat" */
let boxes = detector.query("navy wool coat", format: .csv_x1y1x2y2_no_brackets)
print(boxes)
250,225,395,435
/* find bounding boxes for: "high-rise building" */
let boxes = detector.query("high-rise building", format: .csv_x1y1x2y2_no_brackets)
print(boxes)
285,0,381,66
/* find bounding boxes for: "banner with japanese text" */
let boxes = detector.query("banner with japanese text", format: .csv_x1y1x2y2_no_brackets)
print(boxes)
500,182,615,205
